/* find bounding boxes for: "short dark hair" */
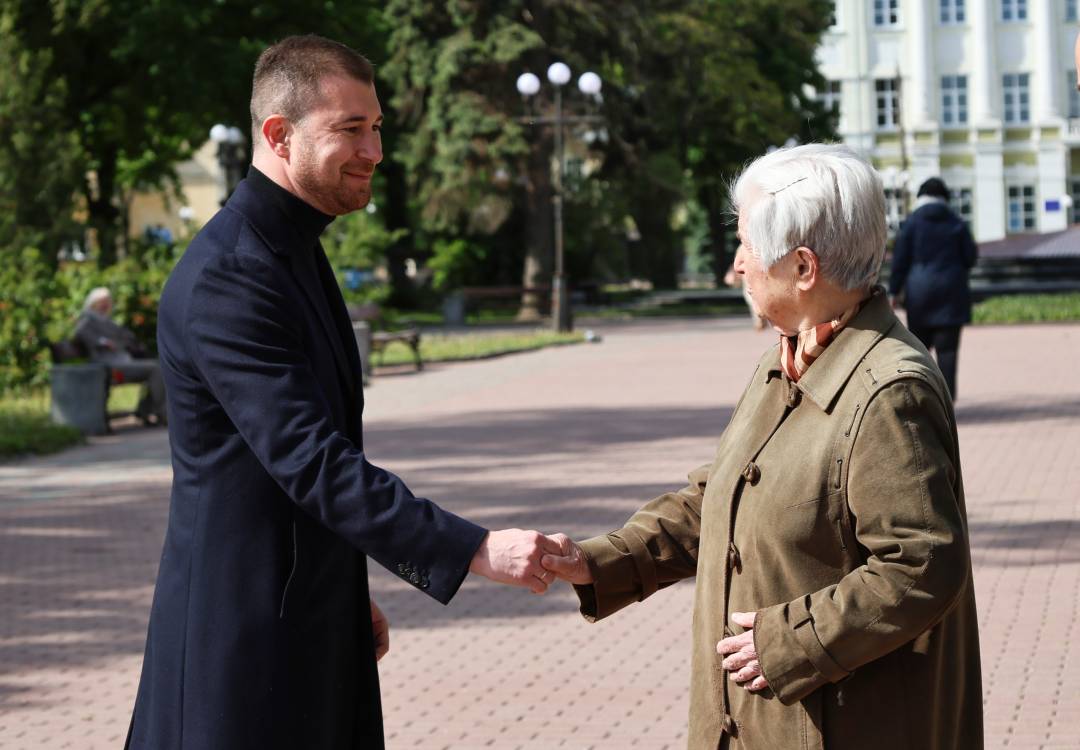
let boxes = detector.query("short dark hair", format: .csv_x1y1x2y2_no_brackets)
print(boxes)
917,177,949,200
250,35,374,146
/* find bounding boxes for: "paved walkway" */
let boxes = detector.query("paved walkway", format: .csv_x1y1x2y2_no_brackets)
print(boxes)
1,317,1078,749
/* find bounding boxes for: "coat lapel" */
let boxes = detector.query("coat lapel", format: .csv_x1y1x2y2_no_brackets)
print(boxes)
290,247,356,402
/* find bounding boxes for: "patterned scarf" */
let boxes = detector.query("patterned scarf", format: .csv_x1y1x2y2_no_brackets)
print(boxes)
779,298,867,383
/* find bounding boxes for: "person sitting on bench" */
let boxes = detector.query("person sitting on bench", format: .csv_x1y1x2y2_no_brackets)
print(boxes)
74,287,168,425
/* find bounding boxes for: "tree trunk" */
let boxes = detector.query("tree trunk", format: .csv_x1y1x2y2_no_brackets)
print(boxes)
87,152,120,267
519,129,554,321
381,160,417,308
701,184,732,284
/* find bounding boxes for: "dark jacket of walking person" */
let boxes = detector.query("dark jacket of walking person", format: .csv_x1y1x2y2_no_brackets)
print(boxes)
125,35,561,750
888,177,978,399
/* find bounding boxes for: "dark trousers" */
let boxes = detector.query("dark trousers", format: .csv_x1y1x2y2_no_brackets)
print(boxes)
909,324,961,400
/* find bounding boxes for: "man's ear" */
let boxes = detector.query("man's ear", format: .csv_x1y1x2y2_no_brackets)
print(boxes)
792,246,819,292
260,115,292,160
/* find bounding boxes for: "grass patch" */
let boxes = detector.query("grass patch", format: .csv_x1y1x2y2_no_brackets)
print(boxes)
374,330,585,367
973,293,1080,324
0,390,83,459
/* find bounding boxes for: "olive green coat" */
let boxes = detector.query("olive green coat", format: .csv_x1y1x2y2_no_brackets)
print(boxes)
576,293,982,749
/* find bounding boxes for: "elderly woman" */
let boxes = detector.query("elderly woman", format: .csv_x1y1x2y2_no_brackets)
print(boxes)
543,144,982,749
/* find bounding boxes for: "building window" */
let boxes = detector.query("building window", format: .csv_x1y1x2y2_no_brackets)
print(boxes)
874,0,900,26
1003,73,1030,123
829,0,839,26
1068,0,1079,23
941,75,968,125
819,80,842,117
1007,185,1036,232
950,187,974,229
1068,73,1080,118
940,0,965,23
1071,178,1080,223
1001,0,1027,21
876,78,900,128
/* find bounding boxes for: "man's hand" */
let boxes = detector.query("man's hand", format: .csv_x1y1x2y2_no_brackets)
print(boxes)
469,529,562,594
717,611,768,692
540,533,594,585
371,597,389,661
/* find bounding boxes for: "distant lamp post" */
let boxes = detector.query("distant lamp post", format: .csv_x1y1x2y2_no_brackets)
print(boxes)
516,62,603,332
210,124,247,205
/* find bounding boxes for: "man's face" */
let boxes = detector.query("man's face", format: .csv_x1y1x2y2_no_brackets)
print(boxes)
735,192,799,335
287,75,383,216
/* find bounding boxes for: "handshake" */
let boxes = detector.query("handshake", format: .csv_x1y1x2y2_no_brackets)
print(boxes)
468,528,594,593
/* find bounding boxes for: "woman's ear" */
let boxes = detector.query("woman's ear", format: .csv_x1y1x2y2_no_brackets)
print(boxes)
792,246,819,292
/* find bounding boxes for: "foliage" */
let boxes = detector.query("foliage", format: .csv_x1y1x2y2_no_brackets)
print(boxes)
322,209,407,305
973,293,1080,325
0,390,82,457
1,0,388,265
374,329,584,367
0,10,84,263
0,241,179,391
0,247,72,391
426,238,489,291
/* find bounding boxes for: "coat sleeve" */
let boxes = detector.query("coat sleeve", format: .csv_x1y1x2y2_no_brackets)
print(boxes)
754,378,970,704
186,252,488,604
573,463,710,621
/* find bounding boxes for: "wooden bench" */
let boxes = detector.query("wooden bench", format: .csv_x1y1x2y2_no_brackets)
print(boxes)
347,303,423,372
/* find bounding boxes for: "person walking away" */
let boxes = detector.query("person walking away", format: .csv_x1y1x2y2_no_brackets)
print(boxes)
888,177,977,400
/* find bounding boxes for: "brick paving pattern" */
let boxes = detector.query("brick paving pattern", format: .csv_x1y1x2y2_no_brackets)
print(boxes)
0,317,1077,748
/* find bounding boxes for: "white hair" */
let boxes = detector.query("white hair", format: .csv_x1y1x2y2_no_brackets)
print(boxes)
732,143,887,291
83,286,112,312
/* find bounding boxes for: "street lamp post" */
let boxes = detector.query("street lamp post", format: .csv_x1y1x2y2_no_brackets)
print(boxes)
210,124,247,206
516,63,602,332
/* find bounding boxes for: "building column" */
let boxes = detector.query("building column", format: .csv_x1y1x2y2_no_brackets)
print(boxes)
969,0,999,126
1032,0,1061,124
906,0,935,128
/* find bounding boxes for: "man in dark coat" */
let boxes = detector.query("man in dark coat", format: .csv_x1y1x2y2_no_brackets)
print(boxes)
888,177,978,399
125,35,560,750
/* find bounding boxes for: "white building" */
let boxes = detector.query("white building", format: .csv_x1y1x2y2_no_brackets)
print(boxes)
819,0,1080,241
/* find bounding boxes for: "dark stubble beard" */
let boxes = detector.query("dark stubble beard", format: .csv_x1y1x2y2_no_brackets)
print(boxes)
293,141,372,216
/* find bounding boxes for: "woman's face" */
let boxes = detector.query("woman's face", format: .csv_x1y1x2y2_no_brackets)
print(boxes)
735,201,800,336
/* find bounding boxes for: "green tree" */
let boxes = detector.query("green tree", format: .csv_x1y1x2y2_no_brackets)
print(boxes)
0,9,84,264
1,0,387,265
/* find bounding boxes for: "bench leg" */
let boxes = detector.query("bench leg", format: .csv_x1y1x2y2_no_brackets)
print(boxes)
411,340,423,371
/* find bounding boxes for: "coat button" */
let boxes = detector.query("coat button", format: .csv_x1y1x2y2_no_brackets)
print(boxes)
722,714,738,737
742,461,761,485
727,541,742,573
409,571,421,585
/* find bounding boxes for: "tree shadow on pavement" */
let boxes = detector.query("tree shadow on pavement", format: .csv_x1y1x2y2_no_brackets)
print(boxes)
955,397,1080,425
968,517,1080,567
0,404,731,694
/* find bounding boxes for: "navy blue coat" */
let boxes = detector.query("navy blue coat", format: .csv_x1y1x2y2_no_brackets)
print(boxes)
888,200,978,328
126,171,487,750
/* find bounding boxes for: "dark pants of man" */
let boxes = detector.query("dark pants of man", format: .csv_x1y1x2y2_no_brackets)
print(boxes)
113,360,168,423
908,324,961,401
